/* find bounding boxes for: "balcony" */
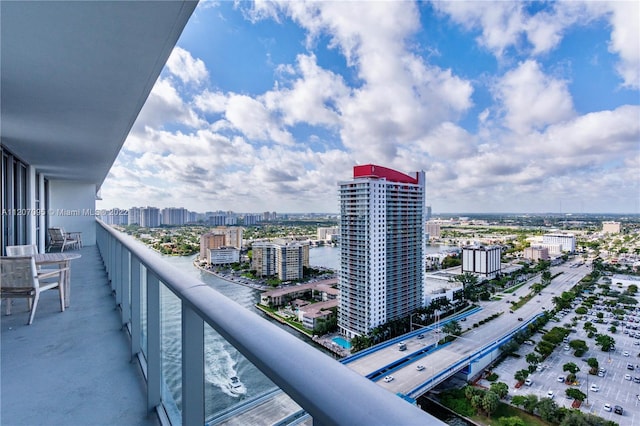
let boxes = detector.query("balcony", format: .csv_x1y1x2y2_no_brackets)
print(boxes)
3,221,442,425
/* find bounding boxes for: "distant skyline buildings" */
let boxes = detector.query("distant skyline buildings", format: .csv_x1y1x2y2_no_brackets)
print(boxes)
338,164,427,339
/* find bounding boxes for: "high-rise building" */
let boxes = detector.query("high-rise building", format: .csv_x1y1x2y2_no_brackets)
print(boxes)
462,245,501,277
426,221,441,240
128,207,142,225
140,206,160,228
338,164,426,338
161,207,187,225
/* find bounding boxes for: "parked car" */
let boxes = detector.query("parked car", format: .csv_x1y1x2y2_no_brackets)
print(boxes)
614,405,624,415
524,378,532,386
604,403,612,412
547,390,554,399
625,374,632,381
590,384,599,392
557,375,565,382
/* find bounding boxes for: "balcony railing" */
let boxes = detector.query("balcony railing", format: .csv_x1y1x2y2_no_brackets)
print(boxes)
95,220,440,425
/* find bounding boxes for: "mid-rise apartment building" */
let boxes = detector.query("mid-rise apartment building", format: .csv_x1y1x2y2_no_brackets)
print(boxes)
524,246,550,261
602,221,621,234
252,240,310,281
338,164,426,338
542,232,576,253
462,245,501,277
199,227,244,261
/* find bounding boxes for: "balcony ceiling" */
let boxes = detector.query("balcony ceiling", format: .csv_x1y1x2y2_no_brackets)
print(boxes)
1,1,197,190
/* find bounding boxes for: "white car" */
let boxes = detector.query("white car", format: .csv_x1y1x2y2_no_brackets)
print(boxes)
625,374,632,381
547,390,555,399
557,375,565,382
624,351,630,357
590,384,599,392
604,403,612,412
383,375,394,383
416,365,425,371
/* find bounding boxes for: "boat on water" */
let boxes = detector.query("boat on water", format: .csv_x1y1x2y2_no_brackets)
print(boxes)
227,376,247,396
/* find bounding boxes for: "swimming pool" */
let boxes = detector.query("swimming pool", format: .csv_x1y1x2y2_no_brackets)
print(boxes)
332,336,352,350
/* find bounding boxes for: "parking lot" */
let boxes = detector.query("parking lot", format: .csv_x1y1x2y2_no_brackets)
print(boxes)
490,285,640,424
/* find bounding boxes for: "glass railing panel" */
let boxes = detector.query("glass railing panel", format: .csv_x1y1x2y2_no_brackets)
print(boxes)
161,282,182,424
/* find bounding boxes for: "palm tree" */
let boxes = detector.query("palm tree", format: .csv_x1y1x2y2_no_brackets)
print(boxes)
454,272,479,301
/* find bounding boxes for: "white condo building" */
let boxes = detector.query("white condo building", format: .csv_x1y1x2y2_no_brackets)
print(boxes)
338,164,426,338
542,233,576,253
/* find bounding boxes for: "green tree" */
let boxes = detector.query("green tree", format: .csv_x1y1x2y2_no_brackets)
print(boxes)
565,388,587,402
595,334,616,352
454,272,480,301
537,397,560,423
442,320,462,336
586,357,599,375
523,394,539,413
490,382,509,399
563,362,580,375
482,391,500,417
525,353,540,366
514,369,529,383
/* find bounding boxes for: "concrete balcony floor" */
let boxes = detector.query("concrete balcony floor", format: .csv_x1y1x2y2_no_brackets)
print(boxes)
1,246,157,426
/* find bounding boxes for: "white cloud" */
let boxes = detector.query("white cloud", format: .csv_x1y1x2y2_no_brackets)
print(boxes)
495,60,575,134
165,46,209,85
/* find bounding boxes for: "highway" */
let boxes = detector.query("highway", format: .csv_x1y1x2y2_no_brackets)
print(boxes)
344,261,593,398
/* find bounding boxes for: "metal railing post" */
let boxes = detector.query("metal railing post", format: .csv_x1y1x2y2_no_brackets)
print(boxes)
130,256,142,360
121,248,131,328
182,304,204,426
147,272,161,413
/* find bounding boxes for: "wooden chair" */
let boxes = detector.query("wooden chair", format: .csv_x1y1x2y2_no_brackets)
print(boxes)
6,244,38,256
47,228,79,252
0,256,67,325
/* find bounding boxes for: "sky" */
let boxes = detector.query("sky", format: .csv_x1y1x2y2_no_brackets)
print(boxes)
96,1,640,214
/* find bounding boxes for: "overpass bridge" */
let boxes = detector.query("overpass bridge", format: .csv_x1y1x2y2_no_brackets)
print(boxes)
343,262,592,401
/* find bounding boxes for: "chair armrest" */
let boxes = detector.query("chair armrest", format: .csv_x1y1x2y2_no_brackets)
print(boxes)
37,267,70,280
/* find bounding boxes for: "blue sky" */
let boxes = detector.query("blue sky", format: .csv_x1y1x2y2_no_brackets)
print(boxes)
97,1,639,214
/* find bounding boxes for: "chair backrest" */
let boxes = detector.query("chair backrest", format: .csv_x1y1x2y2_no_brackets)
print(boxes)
6,244,38,256
48,228,65,242
0,256,37,291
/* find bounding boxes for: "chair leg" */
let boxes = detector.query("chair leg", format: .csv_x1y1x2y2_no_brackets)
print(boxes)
58,285,65,313
28,293,40,325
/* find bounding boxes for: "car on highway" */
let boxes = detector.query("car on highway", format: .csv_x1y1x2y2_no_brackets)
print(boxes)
416,365,425,371
416,334,424,339
383,376,394,383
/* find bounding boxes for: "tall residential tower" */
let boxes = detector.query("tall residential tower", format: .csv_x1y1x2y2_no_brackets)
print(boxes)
338,164,427,338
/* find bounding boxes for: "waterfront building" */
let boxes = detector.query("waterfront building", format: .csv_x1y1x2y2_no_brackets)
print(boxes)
317,226,339,241
338,164,427,339
524,246,550,261
426,221,441,240
602,221,621,234
140,206,160,228
542,232,576,253
207,247,240,265
200,227,243,261
98,208,128,225
252,240,310,281
462,245,501,278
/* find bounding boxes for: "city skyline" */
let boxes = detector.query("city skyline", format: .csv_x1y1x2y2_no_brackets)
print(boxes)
96,1,639,214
